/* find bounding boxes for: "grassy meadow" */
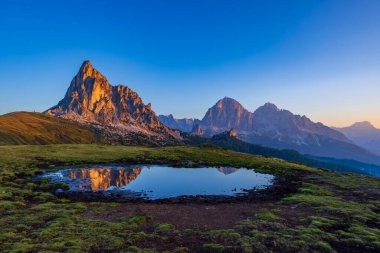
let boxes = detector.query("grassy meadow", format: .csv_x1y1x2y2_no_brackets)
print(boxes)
0,145,379,253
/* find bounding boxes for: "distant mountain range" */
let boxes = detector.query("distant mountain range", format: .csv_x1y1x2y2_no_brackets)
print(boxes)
334,121,380,156
159,114,198,133
160,97,380,165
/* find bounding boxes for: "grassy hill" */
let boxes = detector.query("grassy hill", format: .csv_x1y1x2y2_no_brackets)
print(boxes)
0,112,100,145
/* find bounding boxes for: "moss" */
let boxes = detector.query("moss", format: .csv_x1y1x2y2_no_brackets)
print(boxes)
303,216,339,229
298,182,333,196
154,223,174,233
313,241,336,253
256,209,282,221
172,247,190,253
203,243,225,252
209,229,241,244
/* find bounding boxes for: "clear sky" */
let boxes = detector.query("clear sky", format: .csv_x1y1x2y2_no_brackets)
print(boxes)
1,0,380,127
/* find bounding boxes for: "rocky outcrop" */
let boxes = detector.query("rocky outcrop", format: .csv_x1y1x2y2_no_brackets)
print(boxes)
228,128,238,138
46,61,180,144
191,124,204,136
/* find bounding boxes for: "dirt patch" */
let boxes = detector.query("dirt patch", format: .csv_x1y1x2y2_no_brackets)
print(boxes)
83,202,313,229
84,202,267,229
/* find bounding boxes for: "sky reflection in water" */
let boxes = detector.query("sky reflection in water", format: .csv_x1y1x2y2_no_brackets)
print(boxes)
42,165,274,199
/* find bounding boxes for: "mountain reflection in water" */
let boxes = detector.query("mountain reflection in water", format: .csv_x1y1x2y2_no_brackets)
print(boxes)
41,165,275,199
217,167,238,175
66,166,239,191
67,167,142,191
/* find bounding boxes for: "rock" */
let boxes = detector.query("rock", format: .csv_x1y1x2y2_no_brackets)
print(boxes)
191,124,204,136
45,61,181,145
228,128,237,137
159,114,198,133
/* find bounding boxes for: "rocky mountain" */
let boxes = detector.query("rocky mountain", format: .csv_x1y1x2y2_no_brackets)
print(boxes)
246,102,351,147
46,61,181,145
200,97,254,133
158,114,196,132
162,97,380,165
335,121,380,156
245,103,380,163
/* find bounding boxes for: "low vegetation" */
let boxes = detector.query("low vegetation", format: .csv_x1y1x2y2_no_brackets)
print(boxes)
0,112,100,145
0,144,379,252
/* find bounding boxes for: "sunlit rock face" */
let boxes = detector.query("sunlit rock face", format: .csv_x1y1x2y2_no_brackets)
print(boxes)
46,61,179,138
67,167,142,191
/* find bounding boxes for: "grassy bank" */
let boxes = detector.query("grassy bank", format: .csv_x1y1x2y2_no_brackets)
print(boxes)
0,145,379,252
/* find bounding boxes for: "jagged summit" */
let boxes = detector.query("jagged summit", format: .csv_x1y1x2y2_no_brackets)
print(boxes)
262,102,280,111
46,61,179,141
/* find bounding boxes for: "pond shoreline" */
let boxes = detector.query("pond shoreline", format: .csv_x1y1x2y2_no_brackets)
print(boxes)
42,165,300,204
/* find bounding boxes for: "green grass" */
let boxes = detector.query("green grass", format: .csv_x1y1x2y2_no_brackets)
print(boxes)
0,112,100,145
0,144,379,252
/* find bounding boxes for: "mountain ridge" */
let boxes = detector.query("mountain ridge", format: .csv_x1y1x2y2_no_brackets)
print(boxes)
162,97,380,165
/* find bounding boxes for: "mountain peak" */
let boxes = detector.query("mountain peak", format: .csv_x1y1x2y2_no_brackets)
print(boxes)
262,102,280,111
78,60,94,75
46,61,175,135
201,97,253,131
351,121,376,129
215,97,241,108
81,60,92,68
221,96,236,102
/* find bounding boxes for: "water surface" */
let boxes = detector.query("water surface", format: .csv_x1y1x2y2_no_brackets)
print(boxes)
41,165,274,200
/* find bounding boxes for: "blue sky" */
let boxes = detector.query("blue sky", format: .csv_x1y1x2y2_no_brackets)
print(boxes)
0,0,380,127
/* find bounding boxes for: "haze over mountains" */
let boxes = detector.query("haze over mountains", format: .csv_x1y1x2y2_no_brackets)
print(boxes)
160,97,380,165
335,122,380,156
